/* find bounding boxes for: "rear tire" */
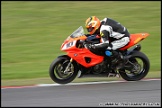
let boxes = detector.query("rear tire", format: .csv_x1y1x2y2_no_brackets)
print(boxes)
119,51,150,81
49,56,78,84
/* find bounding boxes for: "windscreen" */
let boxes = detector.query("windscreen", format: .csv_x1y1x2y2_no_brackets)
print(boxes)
70,26,85,38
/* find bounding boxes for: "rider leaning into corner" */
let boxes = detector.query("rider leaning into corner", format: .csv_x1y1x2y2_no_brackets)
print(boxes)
84,16,131,69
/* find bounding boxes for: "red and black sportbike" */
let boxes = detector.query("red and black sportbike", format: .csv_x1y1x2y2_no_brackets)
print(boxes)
49,26,150,84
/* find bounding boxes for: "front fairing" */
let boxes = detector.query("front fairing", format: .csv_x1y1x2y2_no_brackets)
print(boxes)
61,26,86,50
60,26,104,68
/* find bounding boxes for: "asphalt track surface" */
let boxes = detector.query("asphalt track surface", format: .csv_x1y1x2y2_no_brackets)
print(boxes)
1,79,161,107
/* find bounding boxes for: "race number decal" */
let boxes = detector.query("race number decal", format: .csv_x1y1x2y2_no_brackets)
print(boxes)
66,42,74,48
62,40,76,50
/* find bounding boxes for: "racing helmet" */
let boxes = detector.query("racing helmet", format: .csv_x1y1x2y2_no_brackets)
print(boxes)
85,16,101,35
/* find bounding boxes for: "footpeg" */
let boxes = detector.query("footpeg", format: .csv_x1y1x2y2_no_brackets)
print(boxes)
108,73,120,78
108,73,116,77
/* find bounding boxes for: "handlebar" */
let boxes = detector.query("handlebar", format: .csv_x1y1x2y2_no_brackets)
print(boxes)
78,34,100,48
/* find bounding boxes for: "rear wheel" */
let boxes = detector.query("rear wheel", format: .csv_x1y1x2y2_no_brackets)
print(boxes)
49,56,78,84
119,51,150,81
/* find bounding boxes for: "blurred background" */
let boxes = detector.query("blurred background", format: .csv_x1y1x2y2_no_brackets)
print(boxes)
1,1,161,86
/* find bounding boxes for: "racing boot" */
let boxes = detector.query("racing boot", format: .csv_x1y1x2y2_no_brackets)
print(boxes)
110,51,126,69
105,50,125,69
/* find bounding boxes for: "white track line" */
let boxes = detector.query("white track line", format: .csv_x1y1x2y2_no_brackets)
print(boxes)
1,78,161,89
37,78,161,87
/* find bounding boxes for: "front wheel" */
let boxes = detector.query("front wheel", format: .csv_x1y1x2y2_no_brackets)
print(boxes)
119,51,150,81
49,56,78,84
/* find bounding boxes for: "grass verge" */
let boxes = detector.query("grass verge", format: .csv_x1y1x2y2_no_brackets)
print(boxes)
1,71,160,87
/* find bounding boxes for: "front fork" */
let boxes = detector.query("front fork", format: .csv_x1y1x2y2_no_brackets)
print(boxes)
63,44,83,74
63,58,73,74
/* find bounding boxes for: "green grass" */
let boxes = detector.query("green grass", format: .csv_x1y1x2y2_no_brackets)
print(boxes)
2,1,161,82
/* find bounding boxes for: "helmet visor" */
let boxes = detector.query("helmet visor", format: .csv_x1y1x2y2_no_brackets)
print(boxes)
87,27,94,32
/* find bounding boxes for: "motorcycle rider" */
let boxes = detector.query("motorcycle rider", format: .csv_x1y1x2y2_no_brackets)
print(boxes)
85,16,130,71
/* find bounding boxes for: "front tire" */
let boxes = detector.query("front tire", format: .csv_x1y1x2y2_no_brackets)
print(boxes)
49,56,78,84
119,51,150,81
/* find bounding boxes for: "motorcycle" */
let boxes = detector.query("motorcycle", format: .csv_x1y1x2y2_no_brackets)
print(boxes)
49,26,150,84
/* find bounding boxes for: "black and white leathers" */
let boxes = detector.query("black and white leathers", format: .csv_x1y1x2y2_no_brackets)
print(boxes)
94,18,130,50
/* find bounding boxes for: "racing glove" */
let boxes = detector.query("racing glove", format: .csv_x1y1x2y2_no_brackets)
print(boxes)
84,43,95,49
86,34,98,42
